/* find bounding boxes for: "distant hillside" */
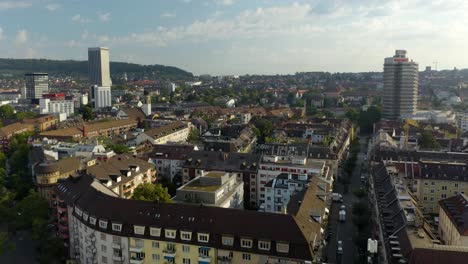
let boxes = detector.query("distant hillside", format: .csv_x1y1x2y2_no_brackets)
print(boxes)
0,58,193,80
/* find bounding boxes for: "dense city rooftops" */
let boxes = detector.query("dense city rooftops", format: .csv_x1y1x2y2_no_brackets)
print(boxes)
56,174,313,260
439,194,468,236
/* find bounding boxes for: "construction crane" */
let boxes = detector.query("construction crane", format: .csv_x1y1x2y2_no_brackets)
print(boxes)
402,119,418,149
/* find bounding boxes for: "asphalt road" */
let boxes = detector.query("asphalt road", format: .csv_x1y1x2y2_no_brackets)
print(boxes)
326,136,368,264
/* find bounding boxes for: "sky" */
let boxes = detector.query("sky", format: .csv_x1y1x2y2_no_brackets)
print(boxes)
0,0,467,75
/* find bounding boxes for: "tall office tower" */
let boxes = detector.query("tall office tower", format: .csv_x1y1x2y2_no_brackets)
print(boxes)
88,47,112,108
382,50,419,120
24,73,49,99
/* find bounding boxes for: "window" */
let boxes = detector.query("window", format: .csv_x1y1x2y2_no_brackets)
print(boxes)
241,239,252,248
423,196,427,201
113,236,121,243
183,258,191,264
276,242,290,253
242,253,251,261
199,247,209,257
455,183,459,188
165,229,176,239
99,220,108,229
101,256,107,263
135,239,144,248
101,244,107,252
101,233,107,241
134,225,145,235
182,245,190,253
89,216,96,225
181,231,192,241
150,227,161,237
198,233,209,243
222,236,234,246
152,254,160,261
441,194,447,199
112,223,122,232
152,241,159,249
442,186,447,191
259,241,271,250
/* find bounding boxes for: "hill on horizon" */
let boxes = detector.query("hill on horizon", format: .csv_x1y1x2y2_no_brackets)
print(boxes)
0,58,193,80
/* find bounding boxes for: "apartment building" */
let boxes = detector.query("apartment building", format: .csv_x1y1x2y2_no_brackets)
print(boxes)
181,151,261,209
396,160,468,215
174,171,244,209
372,162,468,264
23,114,59,132
35,157,81,205
86,155,156,199
438,194,468,247
39,119,137,141
56,175,314,264
262,173,309,213
256,155,326,207
0,122,34,151
147,144,195,182
136,121,190,145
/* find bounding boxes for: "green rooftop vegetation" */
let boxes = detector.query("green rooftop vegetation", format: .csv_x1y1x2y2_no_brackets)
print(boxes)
181,179,220,192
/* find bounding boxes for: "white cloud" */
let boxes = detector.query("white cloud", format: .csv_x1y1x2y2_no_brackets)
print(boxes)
0,1,32,10
98,11,111,22
161,12,176,18
45,3,60,11
72,14,91,23
0,27,3,40
213,0,234,6
98,35,109,43
81,30,89,40
15,29,28,45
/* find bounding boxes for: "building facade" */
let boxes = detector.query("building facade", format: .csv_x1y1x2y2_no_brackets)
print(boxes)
40,98,75,117
136,121,190,145
24,72,49,99
262,173,308,213
56,175,313,264
174,171,244,209
88,47,112,109
383,50,419,120
438,194,468,247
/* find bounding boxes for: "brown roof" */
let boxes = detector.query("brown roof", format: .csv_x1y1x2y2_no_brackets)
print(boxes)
87,154,154,186
56,174,313,261
144,121,187,139
39,119,137,138
122,108,147,121
0,122,34,138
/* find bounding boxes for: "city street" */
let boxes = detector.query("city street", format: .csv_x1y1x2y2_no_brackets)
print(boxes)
326,136,368,264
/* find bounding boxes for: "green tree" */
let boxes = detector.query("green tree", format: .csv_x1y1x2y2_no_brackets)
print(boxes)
109,144,130,154
122,93,135,102
187,128,200,143
358,106,382,134
345,108,360,122
14,189,48,230
253,119,273,144
132,183,172,202
0,105,15,119
15,111,36,121
418,130,441,150
0,231,14,255
79,105,94,121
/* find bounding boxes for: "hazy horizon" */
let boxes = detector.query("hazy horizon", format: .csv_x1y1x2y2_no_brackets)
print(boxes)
1,0,467,75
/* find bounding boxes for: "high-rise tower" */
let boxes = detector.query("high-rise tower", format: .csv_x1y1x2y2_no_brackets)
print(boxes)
24,72,49,99
88,47,112,109
382,50,418,120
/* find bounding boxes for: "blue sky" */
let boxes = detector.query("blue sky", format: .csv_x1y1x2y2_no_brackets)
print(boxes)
0,0,467,75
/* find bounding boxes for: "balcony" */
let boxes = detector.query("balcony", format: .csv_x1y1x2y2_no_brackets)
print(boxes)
112,242,122,249
112,254,123,261
199,254,211,263
162,247,176,258
129,256,144,264
129,245,144,253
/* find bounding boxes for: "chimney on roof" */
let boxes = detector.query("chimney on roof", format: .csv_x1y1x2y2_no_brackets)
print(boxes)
83,125,88,138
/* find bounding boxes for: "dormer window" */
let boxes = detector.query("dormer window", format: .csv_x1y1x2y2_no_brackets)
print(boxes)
241,238,252,248
89,216,97,225
134,225,145,235
165,229,176,239
198,233,209,243
258,241,271,251
112,223,122,232
222,236,234,246
150,227,161,237
99,220,108,229
180,231,192,241
276,242,290,253
75,207,83,216
83,212,89,221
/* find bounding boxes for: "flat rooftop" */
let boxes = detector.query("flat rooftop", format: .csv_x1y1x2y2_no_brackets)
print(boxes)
180,178,220,192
